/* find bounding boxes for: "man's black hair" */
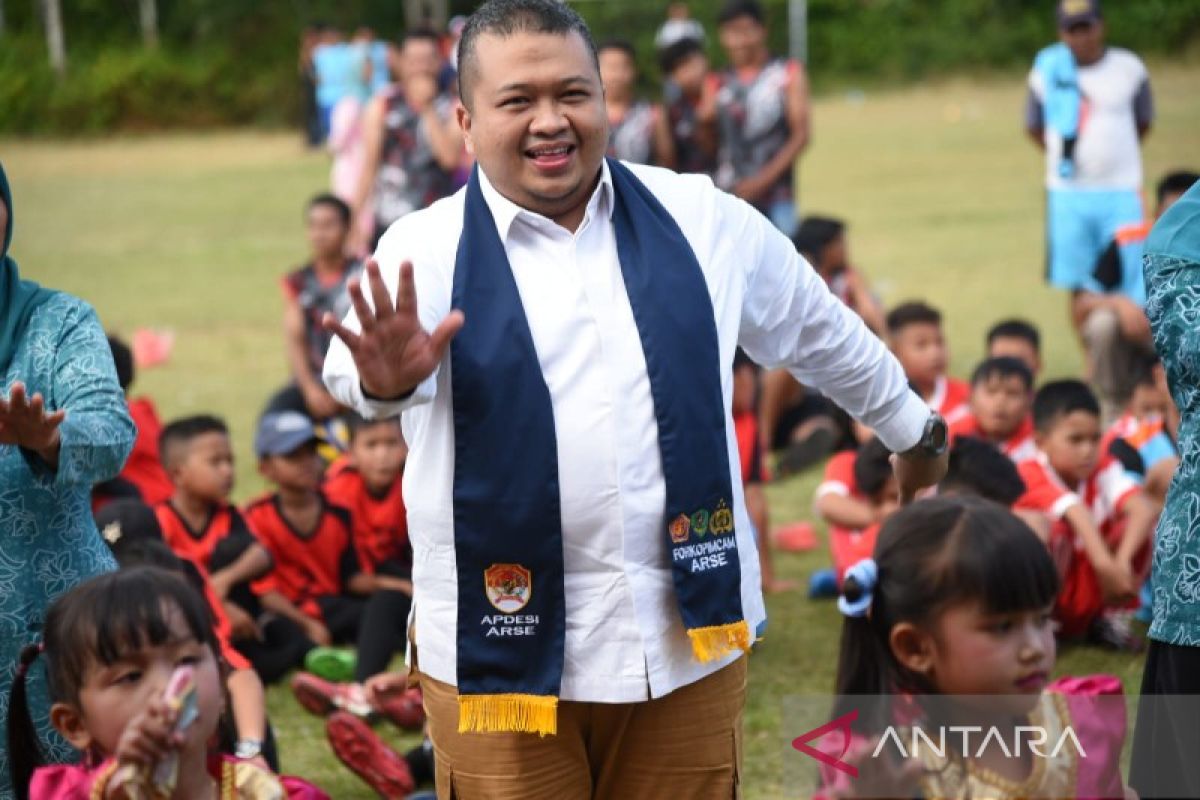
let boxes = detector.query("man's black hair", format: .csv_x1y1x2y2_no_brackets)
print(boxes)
791,216,845,262
986,318,1041,354
307,193,351,228
1157,170,1199,208
717,0,765,26
108,335,134,392
940,436,1027,506
886,301,942,335
1033,379,1100,433
659,36,705,75
457,0,598,108
970,356,1034,391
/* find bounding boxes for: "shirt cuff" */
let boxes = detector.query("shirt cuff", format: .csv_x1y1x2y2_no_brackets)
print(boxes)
870,390,930,454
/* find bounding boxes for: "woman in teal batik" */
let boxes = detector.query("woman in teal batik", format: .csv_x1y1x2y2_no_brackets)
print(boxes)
0,162,135,799
1130,177,1200,799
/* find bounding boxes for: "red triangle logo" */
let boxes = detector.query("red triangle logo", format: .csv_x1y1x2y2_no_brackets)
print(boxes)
791,709,859,777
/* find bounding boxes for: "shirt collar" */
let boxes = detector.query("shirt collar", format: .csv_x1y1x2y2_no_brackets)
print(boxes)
477,160,615,241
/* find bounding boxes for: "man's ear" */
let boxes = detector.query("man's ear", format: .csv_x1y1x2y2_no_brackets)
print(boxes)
889,621,936,677
49,703,94,752
456,104,475,157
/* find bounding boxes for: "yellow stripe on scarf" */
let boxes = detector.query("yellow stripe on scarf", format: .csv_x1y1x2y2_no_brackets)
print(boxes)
458,693,559,736
687,619,752,662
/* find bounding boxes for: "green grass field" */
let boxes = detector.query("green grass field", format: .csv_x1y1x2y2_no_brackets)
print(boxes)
5,62,1199,797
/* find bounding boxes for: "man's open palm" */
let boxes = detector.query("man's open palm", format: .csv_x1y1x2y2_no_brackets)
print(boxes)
323,259,464,400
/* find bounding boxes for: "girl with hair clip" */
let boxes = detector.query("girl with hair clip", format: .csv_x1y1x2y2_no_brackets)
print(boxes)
5,567,327,800
817,496,1133,799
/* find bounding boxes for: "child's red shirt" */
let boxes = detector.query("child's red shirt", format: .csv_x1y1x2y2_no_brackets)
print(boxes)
322,456,411,575
244,494,359,621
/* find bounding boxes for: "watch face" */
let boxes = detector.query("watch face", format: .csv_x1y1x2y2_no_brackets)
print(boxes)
235,741,262,759
929,416,948,452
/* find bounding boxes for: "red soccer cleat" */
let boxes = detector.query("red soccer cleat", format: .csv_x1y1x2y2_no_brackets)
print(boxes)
375,686,425,731
326,711,415,799
290,672,373,719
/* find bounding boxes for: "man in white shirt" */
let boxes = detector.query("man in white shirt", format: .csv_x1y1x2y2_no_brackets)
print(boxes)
1026,0,1153,294
322,1,945,796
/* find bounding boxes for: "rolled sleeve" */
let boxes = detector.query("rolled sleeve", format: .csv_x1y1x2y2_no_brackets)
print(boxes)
734,199,927,453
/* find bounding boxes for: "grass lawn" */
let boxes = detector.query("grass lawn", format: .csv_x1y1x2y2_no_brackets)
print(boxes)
5,61,1199,797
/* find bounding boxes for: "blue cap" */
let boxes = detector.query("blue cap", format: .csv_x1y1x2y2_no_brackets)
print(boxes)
255,411,317,457
1058,0,1100,29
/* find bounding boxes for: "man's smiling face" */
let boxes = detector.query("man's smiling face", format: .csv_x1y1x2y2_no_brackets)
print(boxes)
457,29,608,228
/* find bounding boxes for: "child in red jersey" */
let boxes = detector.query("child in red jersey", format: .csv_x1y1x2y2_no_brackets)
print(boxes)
247,412,411,702
948,357,1037,463
985,318,1043,378
1104,355,1179,505
323,415,413,585
731,351,795,593
886,301,969,424
813,438,898,586
1016,380,1157,645
155,416,272,642
92,335,174,510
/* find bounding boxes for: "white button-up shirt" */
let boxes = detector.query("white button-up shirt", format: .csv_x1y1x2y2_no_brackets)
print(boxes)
324,161,929,703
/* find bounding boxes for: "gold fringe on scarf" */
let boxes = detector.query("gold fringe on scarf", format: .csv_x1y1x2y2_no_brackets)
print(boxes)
458,693,559,736
687,619,752,662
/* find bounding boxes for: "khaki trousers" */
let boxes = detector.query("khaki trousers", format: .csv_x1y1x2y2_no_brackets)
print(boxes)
418,657,746,800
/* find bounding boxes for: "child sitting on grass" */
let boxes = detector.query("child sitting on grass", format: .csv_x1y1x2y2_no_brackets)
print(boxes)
985,318,1043,378
813,437,898,591
245,412,411,707
1104,354,1179,505
732,351,794,592
91,335,175,509
886,301,969,424
818,497,1131,798
7,567,325,799
153,415,292,680
95,498,274,772
948,357,1037,463
322,415,413,587
1016,380,1157,646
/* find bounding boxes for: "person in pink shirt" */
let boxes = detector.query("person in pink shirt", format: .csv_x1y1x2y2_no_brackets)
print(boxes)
8,568,326,799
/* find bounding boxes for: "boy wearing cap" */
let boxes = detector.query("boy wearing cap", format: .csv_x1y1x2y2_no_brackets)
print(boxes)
1026,0,1153,296
246,411,412,695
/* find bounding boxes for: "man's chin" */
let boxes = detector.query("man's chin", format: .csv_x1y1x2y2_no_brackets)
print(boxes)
520,177,586,213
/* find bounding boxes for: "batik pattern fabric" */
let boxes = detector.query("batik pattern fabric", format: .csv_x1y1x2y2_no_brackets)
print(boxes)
1145,251,1200,645
0,294,134,799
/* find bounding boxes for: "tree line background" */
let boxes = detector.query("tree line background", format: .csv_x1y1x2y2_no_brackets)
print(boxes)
1,0,1197,135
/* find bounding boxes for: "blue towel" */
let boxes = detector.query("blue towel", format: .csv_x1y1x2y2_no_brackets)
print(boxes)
1034,43,1081,179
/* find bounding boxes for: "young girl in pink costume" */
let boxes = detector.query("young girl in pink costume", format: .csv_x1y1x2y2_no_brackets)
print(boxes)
819,496,1132,799
6,567,327,800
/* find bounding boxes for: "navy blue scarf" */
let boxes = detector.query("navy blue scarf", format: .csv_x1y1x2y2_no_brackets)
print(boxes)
450,160,749,735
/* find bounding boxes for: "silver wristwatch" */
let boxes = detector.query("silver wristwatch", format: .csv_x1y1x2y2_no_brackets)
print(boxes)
234,739,263,760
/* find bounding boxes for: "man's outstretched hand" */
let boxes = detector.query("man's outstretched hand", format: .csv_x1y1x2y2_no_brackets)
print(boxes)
323,259,464,400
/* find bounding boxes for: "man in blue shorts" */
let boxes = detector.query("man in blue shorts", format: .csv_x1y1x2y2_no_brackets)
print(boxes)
1026,0,1153,292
